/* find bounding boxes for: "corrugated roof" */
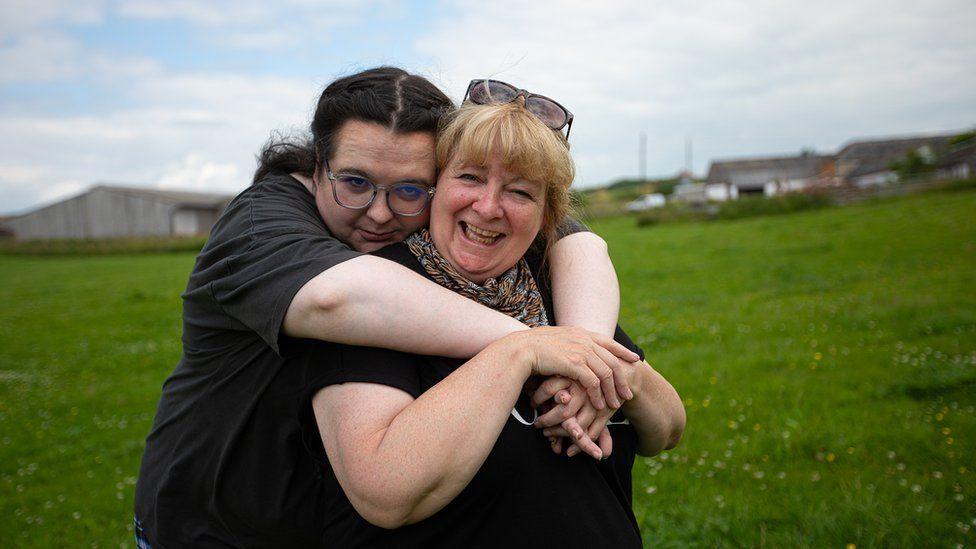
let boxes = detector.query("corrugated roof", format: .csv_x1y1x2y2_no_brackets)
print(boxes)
706,154,833,189
837,134,952,177
938,142,976,167
4,184,236,219
93,184,234,208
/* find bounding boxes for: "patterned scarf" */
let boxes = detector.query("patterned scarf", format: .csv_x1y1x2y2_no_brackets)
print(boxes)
405,229,549,328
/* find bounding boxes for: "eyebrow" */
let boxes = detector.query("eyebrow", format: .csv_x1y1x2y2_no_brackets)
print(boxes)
332,166,432,187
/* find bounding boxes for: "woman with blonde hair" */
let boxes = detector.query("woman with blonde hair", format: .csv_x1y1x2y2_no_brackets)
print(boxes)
305,80,685,546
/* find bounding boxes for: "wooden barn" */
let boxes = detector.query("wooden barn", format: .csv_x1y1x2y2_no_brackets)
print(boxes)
1,185,234,240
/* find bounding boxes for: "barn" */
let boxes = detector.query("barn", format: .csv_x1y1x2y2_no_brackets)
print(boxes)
706,154,834,197
1,185,234,240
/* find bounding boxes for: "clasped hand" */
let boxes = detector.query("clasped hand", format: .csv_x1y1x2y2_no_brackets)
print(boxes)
508,326,641,460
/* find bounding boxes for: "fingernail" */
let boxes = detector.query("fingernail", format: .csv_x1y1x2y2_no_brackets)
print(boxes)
594,450,603,460
567,447,578,457
625,387,635,400
573,429,584,440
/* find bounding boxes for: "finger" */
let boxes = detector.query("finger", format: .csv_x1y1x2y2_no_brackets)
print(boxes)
562,385,586,418
572,405,597,432
582,375,606,411
553,437,563,454
560,355,605,410
592,332,640,363
530,376,572,407
567,434,603,460
585,353,617,409
535,405,571,428
542,426,570,438
562,417,587,442
558,415,600,459
585,350,620,409
592,343,634,402
597,427,613,458
554,389,572,405
586,413,611,441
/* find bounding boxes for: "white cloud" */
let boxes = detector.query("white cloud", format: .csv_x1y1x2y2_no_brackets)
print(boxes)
417,0,976,185
117,1,270,26
0,0,104,35
2,0,974,215
155,153,241,193
0,70,321,213
38,179,85,203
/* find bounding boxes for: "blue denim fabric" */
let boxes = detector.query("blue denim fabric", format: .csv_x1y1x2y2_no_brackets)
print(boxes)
134,517,152,549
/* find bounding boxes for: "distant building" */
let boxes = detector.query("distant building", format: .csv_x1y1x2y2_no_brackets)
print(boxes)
832,134,952,187
1,184,234,240
936,142,976,180
706,154,833,198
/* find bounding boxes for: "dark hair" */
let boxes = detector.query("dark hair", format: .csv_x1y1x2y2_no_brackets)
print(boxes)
254,66,454,183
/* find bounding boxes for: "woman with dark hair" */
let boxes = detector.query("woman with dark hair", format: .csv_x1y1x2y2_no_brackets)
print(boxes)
133,67,635,546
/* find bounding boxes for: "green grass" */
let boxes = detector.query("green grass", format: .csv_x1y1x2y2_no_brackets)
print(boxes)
2,190,975,546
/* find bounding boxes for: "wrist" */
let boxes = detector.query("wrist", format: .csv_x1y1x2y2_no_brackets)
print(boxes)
620,361,648,412
489,332,534,380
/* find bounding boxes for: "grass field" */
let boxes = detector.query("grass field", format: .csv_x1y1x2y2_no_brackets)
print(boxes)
1,190,974,547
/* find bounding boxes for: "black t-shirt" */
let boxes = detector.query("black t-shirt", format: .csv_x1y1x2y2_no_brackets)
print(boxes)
133,171,602,546
134,173,362,546
299,243,646,548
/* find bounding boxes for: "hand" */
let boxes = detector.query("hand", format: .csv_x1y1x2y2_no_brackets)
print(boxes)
531,377,616,460
546,405,616,458
507,327,637,411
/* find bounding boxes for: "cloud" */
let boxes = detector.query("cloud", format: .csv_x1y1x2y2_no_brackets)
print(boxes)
155,153,241,193
417,0,976,185
0,68,321,213
1,0,974,215
0,0,104,35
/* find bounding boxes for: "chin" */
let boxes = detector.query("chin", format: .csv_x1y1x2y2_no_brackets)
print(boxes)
351,240,388,253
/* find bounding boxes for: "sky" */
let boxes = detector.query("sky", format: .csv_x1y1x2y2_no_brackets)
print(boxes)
1,0,974,214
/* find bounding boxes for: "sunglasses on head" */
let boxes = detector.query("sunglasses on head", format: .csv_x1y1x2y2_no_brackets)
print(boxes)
463,79,574,139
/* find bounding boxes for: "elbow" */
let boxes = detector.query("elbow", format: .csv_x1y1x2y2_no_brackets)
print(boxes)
662,382,687,451
664,401,687,450
342,474,430,530
353,501,411,530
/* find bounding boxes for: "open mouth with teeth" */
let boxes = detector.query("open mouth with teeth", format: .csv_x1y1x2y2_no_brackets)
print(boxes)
460,221,505,245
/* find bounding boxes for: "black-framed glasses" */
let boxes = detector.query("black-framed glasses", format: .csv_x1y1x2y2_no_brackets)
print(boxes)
324,159,435,217
463,79,574,139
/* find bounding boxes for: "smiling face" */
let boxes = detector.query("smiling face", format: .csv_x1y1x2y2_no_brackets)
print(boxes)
429,148,546,284
313,120,436,252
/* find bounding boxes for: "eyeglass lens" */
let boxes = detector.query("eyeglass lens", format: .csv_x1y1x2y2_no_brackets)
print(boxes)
333,175,429,215
468,80,567,130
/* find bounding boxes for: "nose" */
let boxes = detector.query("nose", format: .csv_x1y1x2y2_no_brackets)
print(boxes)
471,183,503,219
365,189,395,224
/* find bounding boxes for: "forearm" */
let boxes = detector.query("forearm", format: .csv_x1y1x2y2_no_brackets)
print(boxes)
549,232,620,336
316,340,529,528
284,255,527,357
620,361,686,456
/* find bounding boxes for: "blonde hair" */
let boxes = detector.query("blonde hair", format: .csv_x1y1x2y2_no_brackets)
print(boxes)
436,101,575,249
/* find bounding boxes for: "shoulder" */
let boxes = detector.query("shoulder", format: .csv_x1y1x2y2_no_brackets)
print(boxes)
206,172,329,247
369,241,428,278
304,339,425,400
